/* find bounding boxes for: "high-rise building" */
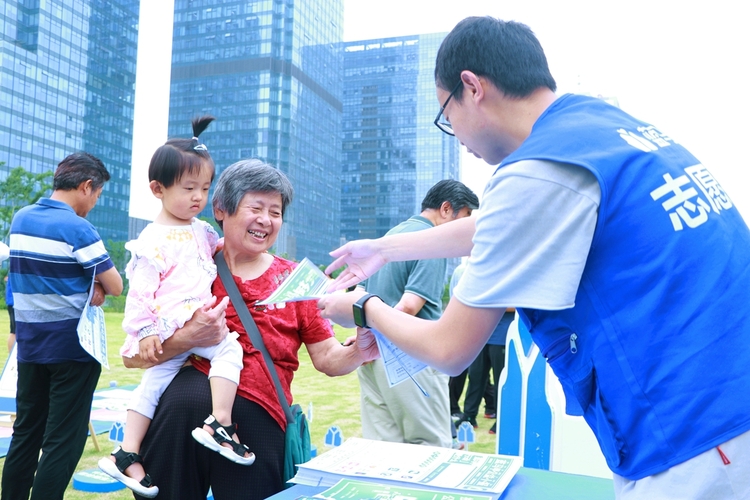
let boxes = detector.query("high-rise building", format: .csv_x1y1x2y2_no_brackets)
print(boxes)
167,0,343,263
0,0,139,242
340,34,462,242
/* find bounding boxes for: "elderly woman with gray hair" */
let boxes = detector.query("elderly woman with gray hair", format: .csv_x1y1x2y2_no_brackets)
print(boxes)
125,159,379,500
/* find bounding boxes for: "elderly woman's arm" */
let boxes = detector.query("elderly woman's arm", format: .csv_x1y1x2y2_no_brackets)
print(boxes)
122,296,230,369
306,328,379,376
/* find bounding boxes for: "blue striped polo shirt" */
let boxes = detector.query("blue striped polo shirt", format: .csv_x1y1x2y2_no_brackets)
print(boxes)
9,198,113,363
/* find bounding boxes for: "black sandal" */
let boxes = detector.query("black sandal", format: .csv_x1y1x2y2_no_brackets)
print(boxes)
98,446,159,498
191,414,256,465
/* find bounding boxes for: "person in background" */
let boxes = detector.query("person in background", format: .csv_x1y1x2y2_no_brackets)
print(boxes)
4,275,14,353
2,152,123,500
319,16,750,500
356,180,478,448
1,242,12,352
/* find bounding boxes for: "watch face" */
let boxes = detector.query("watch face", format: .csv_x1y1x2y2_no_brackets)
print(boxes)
352,303,366,328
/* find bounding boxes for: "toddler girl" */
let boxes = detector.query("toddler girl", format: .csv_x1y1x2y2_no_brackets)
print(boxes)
98,116,254,498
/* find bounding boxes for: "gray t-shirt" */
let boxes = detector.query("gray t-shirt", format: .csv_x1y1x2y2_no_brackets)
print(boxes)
454,159,601,310
366,215,445,320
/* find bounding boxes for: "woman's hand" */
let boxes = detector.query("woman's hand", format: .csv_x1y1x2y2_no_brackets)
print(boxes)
174,295,230,348
306,325,380,376
325,240,387,292
122,295,230,369
354,327,380,365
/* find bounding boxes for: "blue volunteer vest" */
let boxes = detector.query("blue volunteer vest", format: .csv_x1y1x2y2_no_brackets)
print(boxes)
504,94,750,479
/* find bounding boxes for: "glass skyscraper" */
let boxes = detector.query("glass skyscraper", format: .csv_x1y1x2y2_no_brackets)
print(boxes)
0,0,139,242
168,0,343,264
340,33,462,242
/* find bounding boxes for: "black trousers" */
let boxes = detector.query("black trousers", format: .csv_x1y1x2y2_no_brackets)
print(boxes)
448,369,468,415
136,366,285,500
1,360,101,500
449,369,494,416
462,344,506,419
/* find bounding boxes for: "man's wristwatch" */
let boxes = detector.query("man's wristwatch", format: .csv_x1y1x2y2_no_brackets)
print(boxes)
352,293,380,329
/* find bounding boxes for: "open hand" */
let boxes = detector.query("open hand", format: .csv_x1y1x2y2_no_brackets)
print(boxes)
325,240,387,292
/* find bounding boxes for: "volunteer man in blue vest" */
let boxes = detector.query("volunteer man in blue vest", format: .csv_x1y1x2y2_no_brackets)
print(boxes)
319,16,750,499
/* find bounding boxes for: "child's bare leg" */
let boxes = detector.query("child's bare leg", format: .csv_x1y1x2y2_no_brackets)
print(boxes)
110,410,150,481
204,376,251,458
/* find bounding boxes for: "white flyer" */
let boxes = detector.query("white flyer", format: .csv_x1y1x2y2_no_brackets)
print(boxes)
77,276,109,369
255,258,429,394
373,330,429,396
256,258,332,305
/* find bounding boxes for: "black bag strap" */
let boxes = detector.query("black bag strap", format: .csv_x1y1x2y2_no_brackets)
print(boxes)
215,251,294,423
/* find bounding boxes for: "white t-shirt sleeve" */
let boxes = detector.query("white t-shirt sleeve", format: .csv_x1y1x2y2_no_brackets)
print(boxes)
454,159,601,310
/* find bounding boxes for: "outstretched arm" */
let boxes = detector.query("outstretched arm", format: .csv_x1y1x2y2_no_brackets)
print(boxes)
318,290,504,375
326,216,476,292
306,327,380,376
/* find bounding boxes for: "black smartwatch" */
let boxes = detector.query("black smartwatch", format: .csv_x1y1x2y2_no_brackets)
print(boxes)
352,293,380,329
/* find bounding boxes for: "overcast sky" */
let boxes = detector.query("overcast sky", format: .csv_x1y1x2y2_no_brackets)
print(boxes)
130,1,750,220
343,0,750,216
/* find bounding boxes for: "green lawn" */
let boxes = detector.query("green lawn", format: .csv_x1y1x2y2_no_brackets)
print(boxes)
0,312,497,499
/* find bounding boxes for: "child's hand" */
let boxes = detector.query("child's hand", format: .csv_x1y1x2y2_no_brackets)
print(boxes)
139,335,163,364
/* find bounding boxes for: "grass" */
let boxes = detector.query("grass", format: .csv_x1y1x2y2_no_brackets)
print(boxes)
0,312,497,499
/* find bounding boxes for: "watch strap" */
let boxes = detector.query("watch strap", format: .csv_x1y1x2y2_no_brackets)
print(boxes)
353,293,380,329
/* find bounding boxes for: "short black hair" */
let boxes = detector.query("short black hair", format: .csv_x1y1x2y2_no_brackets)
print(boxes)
421,179,479,215
53,152,110,191
435,17,556,99
148,115,216,188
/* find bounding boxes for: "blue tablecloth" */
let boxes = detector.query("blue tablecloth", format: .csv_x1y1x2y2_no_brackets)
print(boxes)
268,467,615,499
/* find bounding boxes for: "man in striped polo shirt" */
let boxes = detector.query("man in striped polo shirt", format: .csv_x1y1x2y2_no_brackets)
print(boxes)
2,152,123,500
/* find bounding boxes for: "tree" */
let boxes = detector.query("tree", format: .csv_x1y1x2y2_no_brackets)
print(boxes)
104,239,130,312
106,239,130,282
0,164,54,241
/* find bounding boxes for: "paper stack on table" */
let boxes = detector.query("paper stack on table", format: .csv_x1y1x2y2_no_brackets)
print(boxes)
290,437,522,499
305,478,496,500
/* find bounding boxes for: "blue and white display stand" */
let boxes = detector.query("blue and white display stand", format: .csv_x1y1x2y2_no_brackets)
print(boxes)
496,316,611,479
324,425,343,448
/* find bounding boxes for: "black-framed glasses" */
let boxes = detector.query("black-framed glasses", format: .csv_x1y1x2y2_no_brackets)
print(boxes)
433,80,463,136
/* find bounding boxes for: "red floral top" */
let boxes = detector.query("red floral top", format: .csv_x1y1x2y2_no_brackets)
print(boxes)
191,256,334,430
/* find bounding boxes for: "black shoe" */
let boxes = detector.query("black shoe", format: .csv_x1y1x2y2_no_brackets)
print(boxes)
455,414,478,429
453,412,465,428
